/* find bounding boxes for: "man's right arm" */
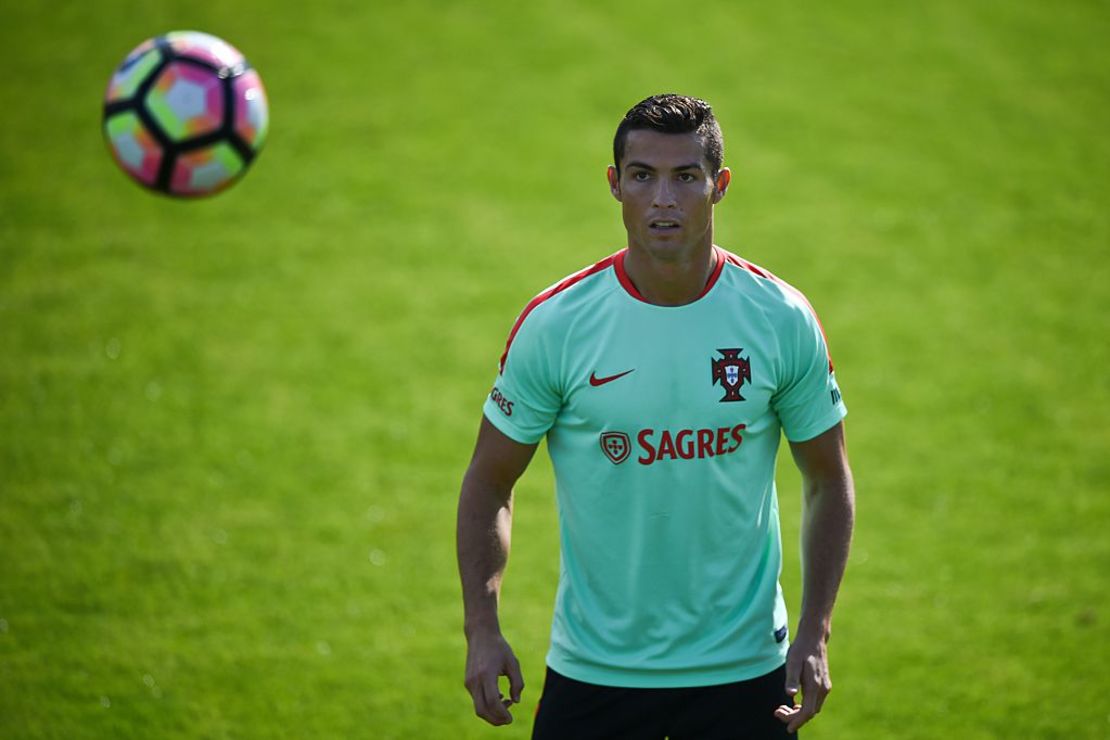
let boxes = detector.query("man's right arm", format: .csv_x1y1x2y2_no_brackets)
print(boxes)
457,415,539,726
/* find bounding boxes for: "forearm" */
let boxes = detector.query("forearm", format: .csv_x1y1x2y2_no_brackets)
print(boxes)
457,468,514,638
796,470,855,639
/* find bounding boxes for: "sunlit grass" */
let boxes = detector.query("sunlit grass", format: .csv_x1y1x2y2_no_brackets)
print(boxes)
1,1,1107,737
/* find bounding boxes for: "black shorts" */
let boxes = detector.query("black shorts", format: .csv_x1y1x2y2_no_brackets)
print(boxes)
531,664,797,740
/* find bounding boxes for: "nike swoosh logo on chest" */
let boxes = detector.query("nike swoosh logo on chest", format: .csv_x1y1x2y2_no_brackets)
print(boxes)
589,369,635,387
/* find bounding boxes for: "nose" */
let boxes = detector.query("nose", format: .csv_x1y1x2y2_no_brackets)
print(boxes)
652,178,677,208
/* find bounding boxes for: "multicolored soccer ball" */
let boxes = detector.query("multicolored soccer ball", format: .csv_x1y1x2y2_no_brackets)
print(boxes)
103,31,269,197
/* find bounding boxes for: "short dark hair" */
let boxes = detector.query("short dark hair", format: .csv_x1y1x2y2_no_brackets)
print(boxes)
613,93,724,177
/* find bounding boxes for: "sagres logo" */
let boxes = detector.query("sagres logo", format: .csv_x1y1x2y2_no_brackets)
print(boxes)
600,425,746,466
711,348,752,402
599,432,631,465
489,386,514,417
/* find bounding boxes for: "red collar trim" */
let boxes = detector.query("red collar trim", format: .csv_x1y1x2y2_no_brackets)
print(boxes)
613,247,725,304
613,249,646,301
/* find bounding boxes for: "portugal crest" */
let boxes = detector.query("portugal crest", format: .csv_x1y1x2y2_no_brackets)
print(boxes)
599,431,631,465
711,348,752,402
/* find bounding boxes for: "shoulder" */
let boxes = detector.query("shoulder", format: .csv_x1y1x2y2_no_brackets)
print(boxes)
715,247,823,324
716,248,809,308
525,252,620,320
716,248,834,371
498,251,621,372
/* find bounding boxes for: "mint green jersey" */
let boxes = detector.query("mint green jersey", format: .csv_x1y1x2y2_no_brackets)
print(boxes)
482,247,847,688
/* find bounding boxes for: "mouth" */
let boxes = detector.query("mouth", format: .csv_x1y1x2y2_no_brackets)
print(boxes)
648,219,681,232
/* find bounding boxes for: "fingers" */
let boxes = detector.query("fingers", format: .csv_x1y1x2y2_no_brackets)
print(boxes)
791,669,819,733
783,650,802,700
482,676,514,725
777,656,832,733
464,644,523,726
774,703,799,722
507,654,525,704
464,664,512,725
466,673,512,726
777,646,805,731
814,667,830,713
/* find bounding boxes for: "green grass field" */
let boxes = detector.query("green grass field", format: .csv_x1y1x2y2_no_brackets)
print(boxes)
2,1,1108,737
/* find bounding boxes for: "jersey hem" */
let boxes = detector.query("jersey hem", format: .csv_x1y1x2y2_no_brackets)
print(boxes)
482,407,544,445
782,406,847,444
545,651,789,689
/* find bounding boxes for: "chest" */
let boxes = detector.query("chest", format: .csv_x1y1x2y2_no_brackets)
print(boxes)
557,306,783,434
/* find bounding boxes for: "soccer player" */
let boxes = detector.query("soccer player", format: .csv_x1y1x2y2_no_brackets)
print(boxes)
457,93,855,739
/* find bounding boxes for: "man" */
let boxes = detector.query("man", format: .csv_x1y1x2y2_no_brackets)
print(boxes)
457,93,855,739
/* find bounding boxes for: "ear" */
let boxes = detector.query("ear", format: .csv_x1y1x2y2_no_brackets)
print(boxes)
607,165,622,202
712,168,731,204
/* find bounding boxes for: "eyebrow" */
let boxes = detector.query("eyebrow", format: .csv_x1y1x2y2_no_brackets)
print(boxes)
625,161,706,172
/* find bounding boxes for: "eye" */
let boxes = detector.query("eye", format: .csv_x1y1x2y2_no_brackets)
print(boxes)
678,173,696,183
633,171,651,182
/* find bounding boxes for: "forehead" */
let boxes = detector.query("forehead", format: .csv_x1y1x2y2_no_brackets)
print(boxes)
621,129,710,170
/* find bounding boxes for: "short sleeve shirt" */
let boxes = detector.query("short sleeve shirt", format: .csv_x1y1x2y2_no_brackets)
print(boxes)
483,247,846,688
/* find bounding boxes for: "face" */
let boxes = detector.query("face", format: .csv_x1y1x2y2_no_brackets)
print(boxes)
608,129,730,261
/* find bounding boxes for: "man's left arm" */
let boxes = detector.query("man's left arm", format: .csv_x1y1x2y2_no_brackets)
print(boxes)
774,420,855,733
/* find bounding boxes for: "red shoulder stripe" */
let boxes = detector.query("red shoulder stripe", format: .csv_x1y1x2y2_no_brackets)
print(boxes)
720,249,836,372
720,250,771,279
498,252,619,373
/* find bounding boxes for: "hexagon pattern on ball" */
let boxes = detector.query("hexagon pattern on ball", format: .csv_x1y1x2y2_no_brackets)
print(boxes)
104,112,162,187
105,42,162,104
102,30,268,197
172,142,245,197
146,61,224,142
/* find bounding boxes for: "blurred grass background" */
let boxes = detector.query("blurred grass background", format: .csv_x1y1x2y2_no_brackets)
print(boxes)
1,0,1108,737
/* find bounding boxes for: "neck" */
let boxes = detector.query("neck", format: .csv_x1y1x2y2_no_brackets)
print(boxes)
623,242,718,306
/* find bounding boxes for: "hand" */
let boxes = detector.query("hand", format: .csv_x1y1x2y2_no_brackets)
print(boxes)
774,632,832,733
464,630,525,726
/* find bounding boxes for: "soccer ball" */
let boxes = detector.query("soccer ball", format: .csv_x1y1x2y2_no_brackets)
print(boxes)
103,31,269,197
